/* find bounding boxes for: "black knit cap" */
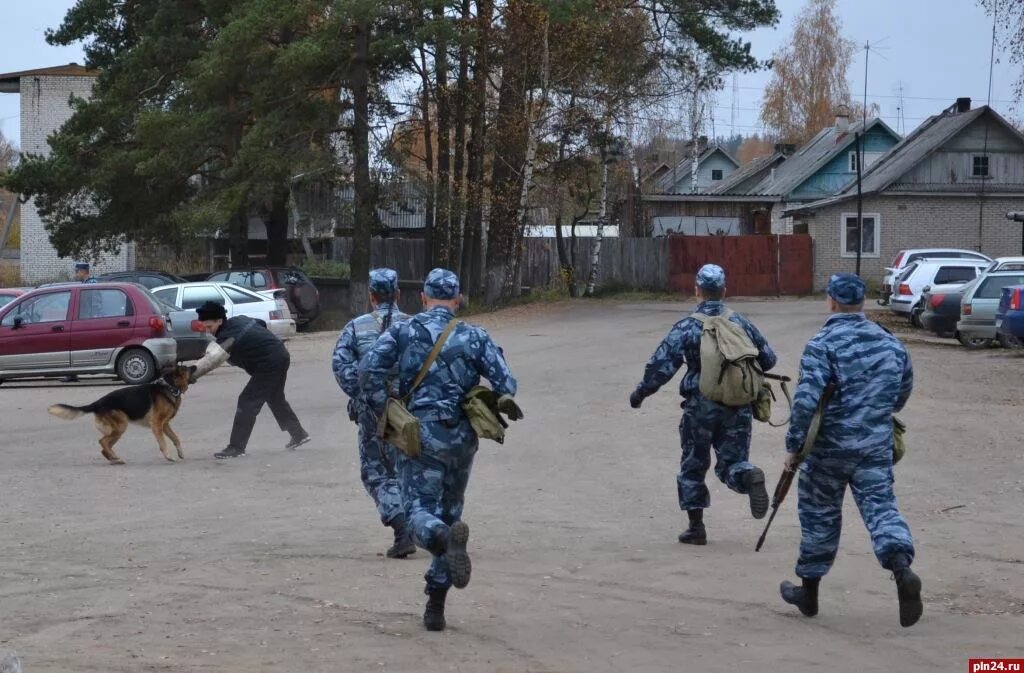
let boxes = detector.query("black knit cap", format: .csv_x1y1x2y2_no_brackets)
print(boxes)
195,301,228,321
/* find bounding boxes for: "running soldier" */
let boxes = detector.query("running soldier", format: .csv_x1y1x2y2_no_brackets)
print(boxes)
332,268,414,559
360,268,518,632
779,273,921,627
629,264,777,544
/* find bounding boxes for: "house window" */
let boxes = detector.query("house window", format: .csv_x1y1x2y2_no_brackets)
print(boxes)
711,169,724,181
972,155,990,178
840,213,880,258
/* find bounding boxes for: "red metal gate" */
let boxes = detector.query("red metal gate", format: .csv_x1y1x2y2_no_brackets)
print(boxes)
668,234,813,296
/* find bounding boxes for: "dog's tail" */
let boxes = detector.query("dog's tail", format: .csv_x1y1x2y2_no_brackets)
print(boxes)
48,403,95,420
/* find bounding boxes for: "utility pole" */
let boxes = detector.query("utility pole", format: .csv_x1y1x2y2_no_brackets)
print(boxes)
856,41,870,277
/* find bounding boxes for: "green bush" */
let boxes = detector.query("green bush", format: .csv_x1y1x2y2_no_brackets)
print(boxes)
302,258,351,279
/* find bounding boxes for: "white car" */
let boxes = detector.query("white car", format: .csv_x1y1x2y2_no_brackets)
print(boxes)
889,258,990,322
880,248,992,305
150,282,297,338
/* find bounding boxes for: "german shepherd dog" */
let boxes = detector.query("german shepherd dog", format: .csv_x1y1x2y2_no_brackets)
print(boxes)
48,365,193,464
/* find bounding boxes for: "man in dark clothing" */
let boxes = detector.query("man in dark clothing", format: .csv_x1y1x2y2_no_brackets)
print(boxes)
194,301,310,459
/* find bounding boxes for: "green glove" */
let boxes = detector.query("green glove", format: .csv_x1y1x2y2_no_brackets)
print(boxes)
496,395,524,421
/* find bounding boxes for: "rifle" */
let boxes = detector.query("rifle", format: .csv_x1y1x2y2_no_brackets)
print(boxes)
755,380,836,552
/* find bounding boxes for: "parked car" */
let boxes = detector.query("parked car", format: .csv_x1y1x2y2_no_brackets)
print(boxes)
206,268,320,329
889,259,990,325
996,285,1024,348
151,281,296,338
956,266,1024,348
0,287,28,309
97,270,189,289
880,248,993,305
0,282,199,385
919,278,978,337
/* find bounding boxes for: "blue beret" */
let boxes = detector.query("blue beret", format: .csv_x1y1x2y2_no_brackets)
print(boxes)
828,273,866,305
424,268,460,300
74,262,90,271
369,268,399,296
696,264,726,290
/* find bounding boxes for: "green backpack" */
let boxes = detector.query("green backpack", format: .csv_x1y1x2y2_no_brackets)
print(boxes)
692,310,764,407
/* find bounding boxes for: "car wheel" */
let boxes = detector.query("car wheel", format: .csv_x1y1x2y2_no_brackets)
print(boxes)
957,333,993,349
998,333,1023,349
116,348,157,385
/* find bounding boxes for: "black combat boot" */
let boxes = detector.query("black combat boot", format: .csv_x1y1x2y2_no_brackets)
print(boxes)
423,522,471,588
743,467,770,520
889,553,923,628
678,509,707,545
780,577,820,617
386,515,416,559
423,586,449,631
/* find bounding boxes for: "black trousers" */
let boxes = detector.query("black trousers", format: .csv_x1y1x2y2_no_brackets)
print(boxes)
228,358,306,451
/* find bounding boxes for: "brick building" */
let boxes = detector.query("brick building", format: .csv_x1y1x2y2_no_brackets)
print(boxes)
785,100,1024,290
0,64,133,283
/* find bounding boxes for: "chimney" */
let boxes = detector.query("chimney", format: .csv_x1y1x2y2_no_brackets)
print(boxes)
834,112,850,134
774,143,796,156
956,97,972,113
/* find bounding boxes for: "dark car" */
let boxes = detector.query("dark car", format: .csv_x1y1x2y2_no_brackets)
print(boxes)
919,286,967,338
996,285,1024,349
207,267,320,329
97,270,189,290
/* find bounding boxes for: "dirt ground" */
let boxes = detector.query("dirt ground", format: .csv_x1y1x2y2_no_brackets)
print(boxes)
1,299,1022,672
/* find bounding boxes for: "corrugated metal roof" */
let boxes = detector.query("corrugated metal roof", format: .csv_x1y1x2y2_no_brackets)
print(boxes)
745,118,899,197
709,151,787,195
783,105,1024,214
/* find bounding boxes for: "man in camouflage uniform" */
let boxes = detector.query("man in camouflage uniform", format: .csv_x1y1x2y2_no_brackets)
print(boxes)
360,268,518,632
332,268,414,559
780,273,921,627
629,264,777,545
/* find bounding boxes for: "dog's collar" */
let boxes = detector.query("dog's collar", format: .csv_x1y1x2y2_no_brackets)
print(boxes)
156,380,183,399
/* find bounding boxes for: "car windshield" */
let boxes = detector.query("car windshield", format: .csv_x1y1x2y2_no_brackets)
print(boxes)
976,273,1024,299
898,264,919,282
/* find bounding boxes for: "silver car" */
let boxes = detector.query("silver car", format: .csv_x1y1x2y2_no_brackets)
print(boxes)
956,258,1024,348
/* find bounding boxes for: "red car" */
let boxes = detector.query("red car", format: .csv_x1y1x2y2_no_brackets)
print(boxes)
0,282,191,385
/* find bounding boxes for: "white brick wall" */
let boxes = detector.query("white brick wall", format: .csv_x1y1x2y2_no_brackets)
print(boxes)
18,74,133,283
804,194,1024,290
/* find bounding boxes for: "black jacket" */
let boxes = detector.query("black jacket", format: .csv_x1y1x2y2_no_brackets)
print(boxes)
215,316,289,375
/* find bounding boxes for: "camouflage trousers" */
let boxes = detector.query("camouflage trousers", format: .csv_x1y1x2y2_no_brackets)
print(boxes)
397,418,477,590
677,395,757,511
356,409,404,526
796,446,914,579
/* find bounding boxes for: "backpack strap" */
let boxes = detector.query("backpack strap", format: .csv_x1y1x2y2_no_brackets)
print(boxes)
405,319,459,400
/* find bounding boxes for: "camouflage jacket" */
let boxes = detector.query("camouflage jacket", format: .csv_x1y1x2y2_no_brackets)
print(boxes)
359,306,517,422
636,300,777,399
332,302,409,402
785,313,913,455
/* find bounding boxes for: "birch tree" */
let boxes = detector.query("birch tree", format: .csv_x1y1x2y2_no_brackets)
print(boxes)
760,0,855,144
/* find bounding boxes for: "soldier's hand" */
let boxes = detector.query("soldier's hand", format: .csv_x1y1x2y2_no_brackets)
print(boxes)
629,389,644,409
496,395,524,421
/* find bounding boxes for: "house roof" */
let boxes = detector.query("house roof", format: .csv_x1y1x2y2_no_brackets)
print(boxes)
652,146,739,194
745,117,899,198
709,151,788,195
783,105,1024,215
0,63,97,83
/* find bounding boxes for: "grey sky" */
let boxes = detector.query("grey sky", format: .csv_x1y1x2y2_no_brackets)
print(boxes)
0,0,1018,148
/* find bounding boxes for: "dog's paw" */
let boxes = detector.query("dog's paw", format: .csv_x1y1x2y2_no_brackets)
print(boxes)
164,455,179,463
